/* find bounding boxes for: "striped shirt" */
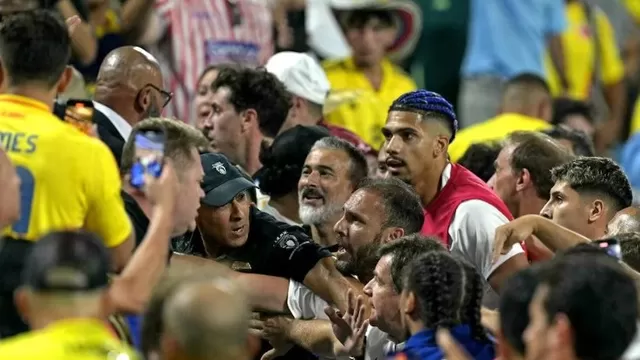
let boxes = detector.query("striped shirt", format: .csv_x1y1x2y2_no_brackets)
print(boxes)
151,0,274,124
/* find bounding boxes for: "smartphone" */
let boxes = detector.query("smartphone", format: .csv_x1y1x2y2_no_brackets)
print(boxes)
60,100,95,135
593,238,622,260
129,130,166,189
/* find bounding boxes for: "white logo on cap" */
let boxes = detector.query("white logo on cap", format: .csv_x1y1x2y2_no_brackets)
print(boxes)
213,162,227,174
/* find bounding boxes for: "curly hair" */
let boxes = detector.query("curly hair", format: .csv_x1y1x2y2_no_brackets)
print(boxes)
458,259,488,341
211,66,292,138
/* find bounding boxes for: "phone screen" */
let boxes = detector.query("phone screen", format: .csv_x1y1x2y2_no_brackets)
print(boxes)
129,130,166,189
63,100,95,135
593,239,622,260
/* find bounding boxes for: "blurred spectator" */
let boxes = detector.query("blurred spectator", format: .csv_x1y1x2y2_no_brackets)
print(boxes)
459,1,567,128
542,126,596,156
160,279,251,360
488,131,573,219
457,142,501,183
375,146,387,178
193,64,233,131
203,66,291,176
544,0,626,153
147,0,274,124
449,74,553,163
322,1,417,148
551,97,596,140
254,125,330,226
409,0,469,111
73,0,155,93
264,51,377,170
0,231,140,358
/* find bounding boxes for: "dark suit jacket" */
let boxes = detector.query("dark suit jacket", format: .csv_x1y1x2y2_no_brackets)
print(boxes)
52,101,125,166
93,108,126,167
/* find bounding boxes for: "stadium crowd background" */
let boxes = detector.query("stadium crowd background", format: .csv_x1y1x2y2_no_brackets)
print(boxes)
3,0,640,360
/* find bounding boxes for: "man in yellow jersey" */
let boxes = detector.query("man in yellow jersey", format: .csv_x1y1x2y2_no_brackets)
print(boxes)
0,10,133,338
449,74,553,163
0,148,20,229
0,231,140,360
322,3,417,148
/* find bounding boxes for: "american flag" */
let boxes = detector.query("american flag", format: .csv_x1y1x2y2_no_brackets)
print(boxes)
151,0,274,125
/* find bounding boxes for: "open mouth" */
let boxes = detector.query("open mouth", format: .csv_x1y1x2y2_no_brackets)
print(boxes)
301,188,324,205
231,224,246,237
385,157,405,172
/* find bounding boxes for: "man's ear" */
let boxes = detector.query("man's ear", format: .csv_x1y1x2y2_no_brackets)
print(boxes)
56,66,74,94
515,168,531,192
588,199,605,223
381,227,404,244
241,108,258,133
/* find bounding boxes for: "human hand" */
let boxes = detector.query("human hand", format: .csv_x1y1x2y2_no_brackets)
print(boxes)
492,215,540,263
480,307,500,335
65,15,81,36
324,289,368,356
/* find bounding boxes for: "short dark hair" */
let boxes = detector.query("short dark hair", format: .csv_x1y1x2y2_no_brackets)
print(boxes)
310,137,368,186
542,127,595,157
340,9,394,29
552,98,594,126
610,232,640,272
458,142,501,183
211,66,292,138
0,10,71,87
505,73,550,94
499,263,550,355
377,234,446,292
540,252,638,360
355,177,424,234
550,157,633,213
122,117,209,176
506,131,574,199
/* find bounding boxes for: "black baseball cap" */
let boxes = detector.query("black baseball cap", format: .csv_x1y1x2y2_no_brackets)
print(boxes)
22,231,110,292
201,153,257,207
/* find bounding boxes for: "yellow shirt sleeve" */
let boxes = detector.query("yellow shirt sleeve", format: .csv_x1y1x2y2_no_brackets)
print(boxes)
625,0,640,25
596,10,625,86
84,140,132,248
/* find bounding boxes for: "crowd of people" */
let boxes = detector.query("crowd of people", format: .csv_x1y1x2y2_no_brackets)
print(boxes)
2,1,640,360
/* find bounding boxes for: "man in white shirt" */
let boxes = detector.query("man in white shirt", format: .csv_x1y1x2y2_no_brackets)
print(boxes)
258,177,427,359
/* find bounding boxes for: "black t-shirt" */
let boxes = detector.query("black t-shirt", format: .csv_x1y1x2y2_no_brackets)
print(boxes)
122,191,149,247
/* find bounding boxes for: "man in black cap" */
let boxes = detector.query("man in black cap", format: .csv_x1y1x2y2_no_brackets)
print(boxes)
0,231,140,359
183,152,362,359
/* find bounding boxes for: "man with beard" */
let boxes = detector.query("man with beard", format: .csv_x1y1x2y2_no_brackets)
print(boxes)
381,90,528,296
256,178,427,360
73,46,171,165
298,137,369,247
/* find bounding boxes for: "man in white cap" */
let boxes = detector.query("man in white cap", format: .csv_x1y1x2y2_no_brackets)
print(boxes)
265,51,376,169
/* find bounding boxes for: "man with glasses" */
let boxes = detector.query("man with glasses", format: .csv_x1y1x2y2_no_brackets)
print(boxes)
87,45,172,164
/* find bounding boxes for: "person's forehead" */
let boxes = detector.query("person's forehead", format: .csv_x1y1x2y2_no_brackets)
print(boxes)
497,144,516,167
211,87,232,105
376,254,393,276
384,111,424,132
305,148,350,169
345,189,381,214
551,180,573,195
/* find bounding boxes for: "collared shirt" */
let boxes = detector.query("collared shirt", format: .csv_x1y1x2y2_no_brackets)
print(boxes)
462,0,566,78
322,57,416,148
93,101,131,140
448,113,552,163
544,1,624,100
0,318,141,360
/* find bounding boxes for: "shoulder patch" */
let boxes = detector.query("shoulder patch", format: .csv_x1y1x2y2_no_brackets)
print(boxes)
275,231,300,250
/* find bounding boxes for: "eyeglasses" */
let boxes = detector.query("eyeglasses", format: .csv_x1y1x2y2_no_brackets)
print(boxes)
145,83,173,109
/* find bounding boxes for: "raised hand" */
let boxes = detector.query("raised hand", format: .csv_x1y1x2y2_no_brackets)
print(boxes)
492,215,540,263
324,289,368,356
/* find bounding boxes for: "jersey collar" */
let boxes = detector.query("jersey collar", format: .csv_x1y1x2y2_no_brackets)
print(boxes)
0,94,51,113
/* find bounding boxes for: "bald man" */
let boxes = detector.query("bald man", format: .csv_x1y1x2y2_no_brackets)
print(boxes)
91,46,171,164
449,73,553,162
0,149,20,229
608,207,640,236
159,279,252,360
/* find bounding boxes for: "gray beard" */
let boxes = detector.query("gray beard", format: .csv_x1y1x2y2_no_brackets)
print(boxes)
299,203,342,226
